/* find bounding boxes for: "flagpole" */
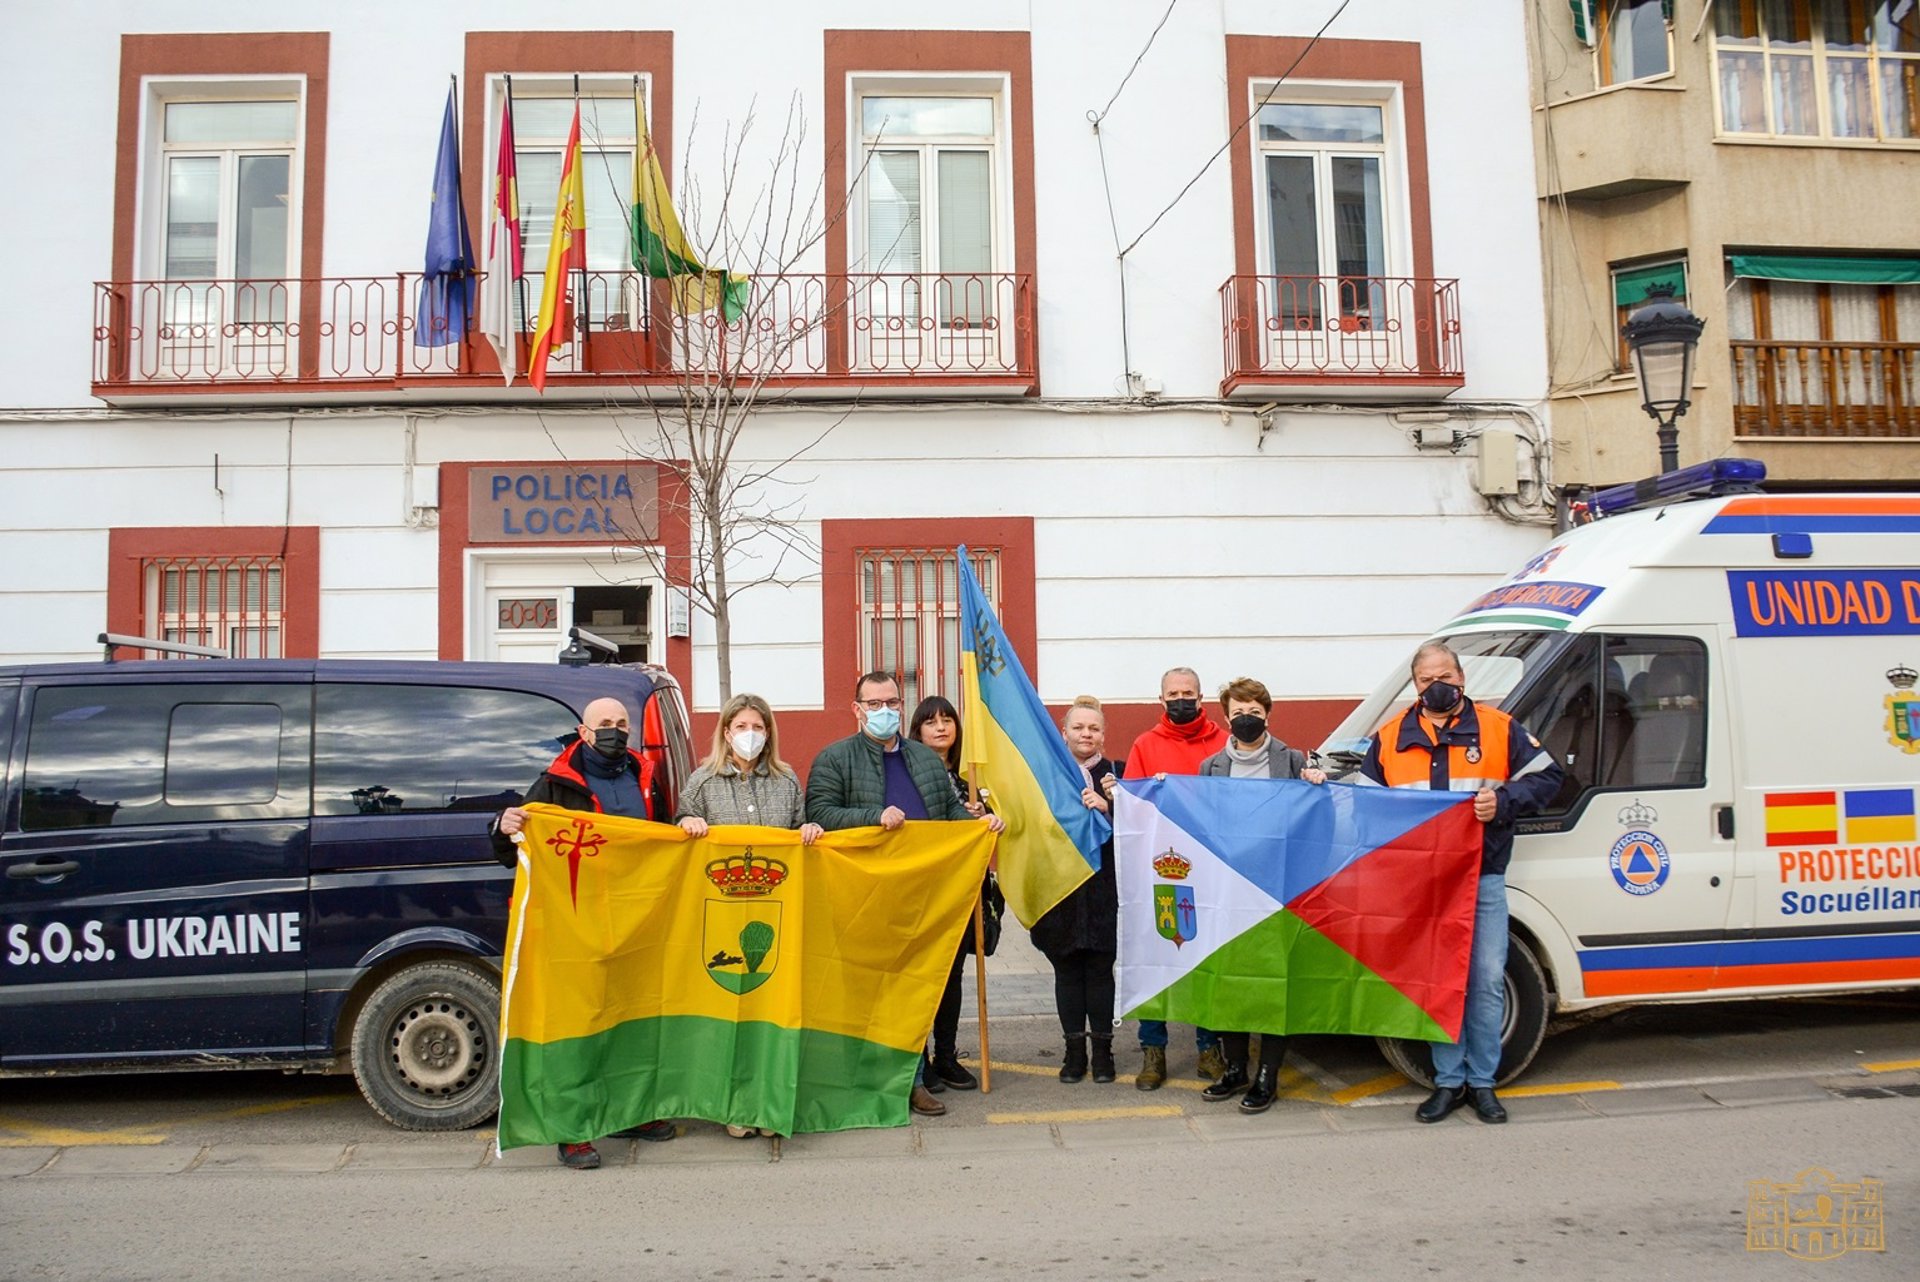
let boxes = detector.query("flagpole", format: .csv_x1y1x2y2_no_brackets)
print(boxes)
966,763,993,1094
451,73,472,374
505,73,526,379
570,76,591,367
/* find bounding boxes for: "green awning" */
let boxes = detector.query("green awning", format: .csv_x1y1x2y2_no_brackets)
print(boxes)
1614,261,1688,307
1728,254,1920,285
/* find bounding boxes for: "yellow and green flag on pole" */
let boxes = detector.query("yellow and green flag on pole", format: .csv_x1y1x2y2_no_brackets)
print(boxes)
631,85,750,324
496,804,993,1148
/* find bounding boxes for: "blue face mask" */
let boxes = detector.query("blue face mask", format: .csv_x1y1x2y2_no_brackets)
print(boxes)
862,705,902,741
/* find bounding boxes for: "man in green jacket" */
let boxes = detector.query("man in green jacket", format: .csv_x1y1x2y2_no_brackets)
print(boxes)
805,670,1004,1117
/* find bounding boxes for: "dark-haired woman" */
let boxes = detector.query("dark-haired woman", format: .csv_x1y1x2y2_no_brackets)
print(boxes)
909,695,996,1092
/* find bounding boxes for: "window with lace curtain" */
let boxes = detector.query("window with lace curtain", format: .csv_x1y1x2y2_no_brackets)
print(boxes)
1713,0,1920,141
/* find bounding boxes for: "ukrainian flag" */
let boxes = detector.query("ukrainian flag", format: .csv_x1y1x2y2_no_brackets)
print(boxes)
957,545,1108,926
1845,788,1917,843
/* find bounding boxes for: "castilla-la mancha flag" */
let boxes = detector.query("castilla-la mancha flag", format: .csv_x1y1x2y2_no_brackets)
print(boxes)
1116,776,1481,1042
497,804,993,1148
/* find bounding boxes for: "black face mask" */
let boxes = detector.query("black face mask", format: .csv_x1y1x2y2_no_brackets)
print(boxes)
590,727,630,757
1419,681,1463,716
1165,698,1202,725
1229,713,1267,743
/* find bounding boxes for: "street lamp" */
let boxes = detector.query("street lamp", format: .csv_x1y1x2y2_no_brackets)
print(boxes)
1621,284,1705,475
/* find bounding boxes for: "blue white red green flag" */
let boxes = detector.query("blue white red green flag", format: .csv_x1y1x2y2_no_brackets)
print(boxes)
1116,775,1480,1041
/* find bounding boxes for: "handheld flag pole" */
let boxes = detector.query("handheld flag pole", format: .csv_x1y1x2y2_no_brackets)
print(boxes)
966,763,993,1094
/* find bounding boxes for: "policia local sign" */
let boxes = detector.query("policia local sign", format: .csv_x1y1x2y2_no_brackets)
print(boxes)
469,466,660,543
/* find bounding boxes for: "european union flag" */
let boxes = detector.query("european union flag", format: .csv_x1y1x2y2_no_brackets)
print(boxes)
417,84,476,347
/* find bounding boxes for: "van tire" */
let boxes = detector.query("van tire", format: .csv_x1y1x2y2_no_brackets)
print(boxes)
1375,933,1551,1090
349,962,500,1132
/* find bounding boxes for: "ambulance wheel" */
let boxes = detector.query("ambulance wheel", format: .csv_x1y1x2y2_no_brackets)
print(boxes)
1375,933,1551,1090
350,961,501,1131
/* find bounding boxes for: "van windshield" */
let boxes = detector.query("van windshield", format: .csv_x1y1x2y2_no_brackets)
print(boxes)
1318,630,1572,773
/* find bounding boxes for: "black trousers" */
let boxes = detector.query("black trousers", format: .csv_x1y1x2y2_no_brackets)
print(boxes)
929,945,969,1061
1049,948,1117,1039
1220,1030,1288,1072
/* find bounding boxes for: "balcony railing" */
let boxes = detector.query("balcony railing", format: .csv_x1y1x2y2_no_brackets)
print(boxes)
1730,339,1920,437
1220,274,1464,398
92,271,1035,398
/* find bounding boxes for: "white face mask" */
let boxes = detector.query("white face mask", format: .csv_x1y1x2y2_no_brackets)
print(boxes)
730,728,768,760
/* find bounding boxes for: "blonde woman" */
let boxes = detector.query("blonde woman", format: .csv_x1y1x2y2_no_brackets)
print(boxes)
676,693,822,1137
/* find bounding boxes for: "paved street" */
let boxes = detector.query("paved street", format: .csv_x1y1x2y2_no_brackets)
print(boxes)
3,934,1917,1277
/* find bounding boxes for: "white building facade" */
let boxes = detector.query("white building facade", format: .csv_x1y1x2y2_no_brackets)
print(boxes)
0,0,1553,763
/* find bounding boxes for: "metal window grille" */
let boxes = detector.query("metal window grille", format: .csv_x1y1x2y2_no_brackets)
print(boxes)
143,555,284,658
857,546,999,711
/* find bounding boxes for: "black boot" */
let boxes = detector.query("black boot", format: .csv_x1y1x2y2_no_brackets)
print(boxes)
1059,1036,1088,1083
1201,1062,1250,1101
1090,1037,1116,1083
1240,1062,1278,1113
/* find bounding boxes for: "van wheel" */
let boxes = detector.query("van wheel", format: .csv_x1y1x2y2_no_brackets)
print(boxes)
1375,933,1552,1090
350,962,500,1132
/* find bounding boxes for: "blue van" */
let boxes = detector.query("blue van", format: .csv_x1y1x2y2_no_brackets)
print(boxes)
0,645,691,1130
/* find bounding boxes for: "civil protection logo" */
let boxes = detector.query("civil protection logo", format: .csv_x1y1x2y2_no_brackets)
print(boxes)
1609,830,1669,896
1746,1168,1885,1260
701,848,788,995
1886,664,1919,755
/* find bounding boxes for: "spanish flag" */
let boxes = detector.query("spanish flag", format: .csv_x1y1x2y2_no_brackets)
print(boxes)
957,545,1108,927
496,806,992,1148
631,84,749,323
527,101,585,392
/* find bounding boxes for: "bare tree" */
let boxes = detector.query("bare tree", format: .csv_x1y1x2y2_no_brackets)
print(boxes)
596,92,867,702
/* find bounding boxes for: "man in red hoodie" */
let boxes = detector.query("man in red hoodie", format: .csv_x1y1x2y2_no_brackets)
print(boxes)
1120,667,1228,1090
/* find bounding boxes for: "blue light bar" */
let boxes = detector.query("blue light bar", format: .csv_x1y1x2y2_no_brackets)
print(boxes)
1587,458,1767,519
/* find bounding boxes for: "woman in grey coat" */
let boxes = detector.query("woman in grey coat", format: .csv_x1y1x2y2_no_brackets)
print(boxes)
676,692,823,1136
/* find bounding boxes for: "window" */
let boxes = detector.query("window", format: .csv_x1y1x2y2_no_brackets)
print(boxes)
107,528,320,660
144,555,284,658
1613,258,1690,368
1599,0,1674,83
151,97,300,368
1256,99,1395,335
313,684,579,817
1715,1,1920,140
854,89,1004,330
1509,635,1709,816
21,684,309,830
856,547,1000,712
1725,255,1920,432
507,86,642,334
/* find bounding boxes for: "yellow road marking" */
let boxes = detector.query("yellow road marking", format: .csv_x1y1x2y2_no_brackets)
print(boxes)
1863,1058,1920,1073
0,1092,342,1148
0,1117,167,1147
987,1059,1209,1092
987,1104,1184,1124
168,1095,345,1126
1500,1079,1622,1099
1330,1072,1412,1105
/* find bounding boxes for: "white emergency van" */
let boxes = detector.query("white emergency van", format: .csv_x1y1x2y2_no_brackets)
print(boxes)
1319,462,1920,1084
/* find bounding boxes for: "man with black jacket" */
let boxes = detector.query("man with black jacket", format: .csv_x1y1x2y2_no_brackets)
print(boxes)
492,695,675,1168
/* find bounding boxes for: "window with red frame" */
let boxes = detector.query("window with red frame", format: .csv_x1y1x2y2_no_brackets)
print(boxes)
857,545,1000,710
143,554,285,657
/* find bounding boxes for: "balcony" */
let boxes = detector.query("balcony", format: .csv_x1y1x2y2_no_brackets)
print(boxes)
1219,275,1464,400
1731,340,1920,437
91,271,1037,404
